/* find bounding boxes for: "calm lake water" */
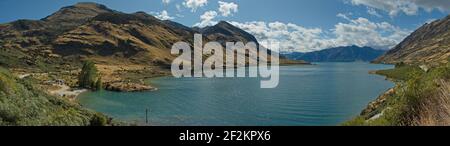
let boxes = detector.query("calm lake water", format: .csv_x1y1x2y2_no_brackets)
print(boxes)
78,62,394,126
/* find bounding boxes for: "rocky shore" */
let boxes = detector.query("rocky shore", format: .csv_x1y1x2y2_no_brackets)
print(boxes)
360,88,395,118
105,82,157,92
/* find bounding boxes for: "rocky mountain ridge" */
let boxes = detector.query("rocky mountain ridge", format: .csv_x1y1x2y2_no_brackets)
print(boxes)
374,15,450,66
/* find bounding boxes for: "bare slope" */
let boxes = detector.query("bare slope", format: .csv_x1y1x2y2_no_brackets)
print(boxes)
375,15,450,65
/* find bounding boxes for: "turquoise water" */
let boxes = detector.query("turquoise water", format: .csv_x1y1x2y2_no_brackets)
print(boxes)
78,62,394,126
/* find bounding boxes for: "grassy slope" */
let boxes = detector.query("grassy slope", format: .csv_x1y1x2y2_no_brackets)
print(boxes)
343,62,450,126
0,67,110,126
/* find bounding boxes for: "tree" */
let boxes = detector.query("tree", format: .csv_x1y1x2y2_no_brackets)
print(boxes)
95,77,103,91
78,60,100,90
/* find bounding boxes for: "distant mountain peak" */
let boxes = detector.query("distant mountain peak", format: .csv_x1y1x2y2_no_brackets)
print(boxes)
42,2,114,22
216,21,233,27
72,2,108,8
133,11,150,16
200,20,259,44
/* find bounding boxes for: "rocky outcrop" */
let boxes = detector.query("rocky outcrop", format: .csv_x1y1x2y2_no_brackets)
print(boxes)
105,82,156,92
360,88,395,117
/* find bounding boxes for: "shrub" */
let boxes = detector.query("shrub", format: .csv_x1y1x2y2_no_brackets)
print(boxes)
90,113,108,126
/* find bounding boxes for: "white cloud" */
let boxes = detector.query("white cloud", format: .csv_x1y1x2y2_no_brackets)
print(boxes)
194,11,218,27
228,14,412,52
154,10,175,20
218,1,238,17
332,14,411,50
348,0,450,17
183,0,208,12
367,7,382,17
229,21,331,52
162,0,171,5
337,13,352,21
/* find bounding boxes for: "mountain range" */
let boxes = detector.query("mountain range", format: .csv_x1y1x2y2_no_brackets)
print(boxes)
287,15,450,65
285,46,386,62
0,2,306,85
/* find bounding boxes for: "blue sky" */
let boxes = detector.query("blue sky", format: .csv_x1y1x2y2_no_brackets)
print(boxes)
0,0,448,52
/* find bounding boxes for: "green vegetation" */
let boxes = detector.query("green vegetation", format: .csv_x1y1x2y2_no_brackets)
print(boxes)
343,61,450,126
0,48,28,68
375,64,424,81
78,61,102,91
0,67,110,126
0,47,65,73
95,76,103,91
90,113,108,126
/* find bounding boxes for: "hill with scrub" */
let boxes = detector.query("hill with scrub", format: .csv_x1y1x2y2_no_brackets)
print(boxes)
374,15,450,66
345,15,450,126
0,67,110,126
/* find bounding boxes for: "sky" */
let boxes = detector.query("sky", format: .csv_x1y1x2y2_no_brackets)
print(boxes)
0,0,449,52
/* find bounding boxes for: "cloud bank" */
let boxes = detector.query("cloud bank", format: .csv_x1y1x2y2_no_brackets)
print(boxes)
230,14,411,52
349,0,450,17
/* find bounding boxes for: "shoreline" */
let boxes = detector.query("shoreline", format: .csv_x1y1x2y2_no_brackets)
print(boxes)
78,63,394,126
342,62,398,125
74,75,167,99
48,84,89,101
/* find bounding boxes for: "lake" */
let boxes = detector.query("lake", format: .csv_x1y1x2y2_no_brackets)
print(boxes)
78,62,394,126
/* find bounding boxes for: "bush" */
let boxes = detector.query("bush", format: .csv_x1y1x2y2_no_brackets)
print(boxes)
90,113,108,126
